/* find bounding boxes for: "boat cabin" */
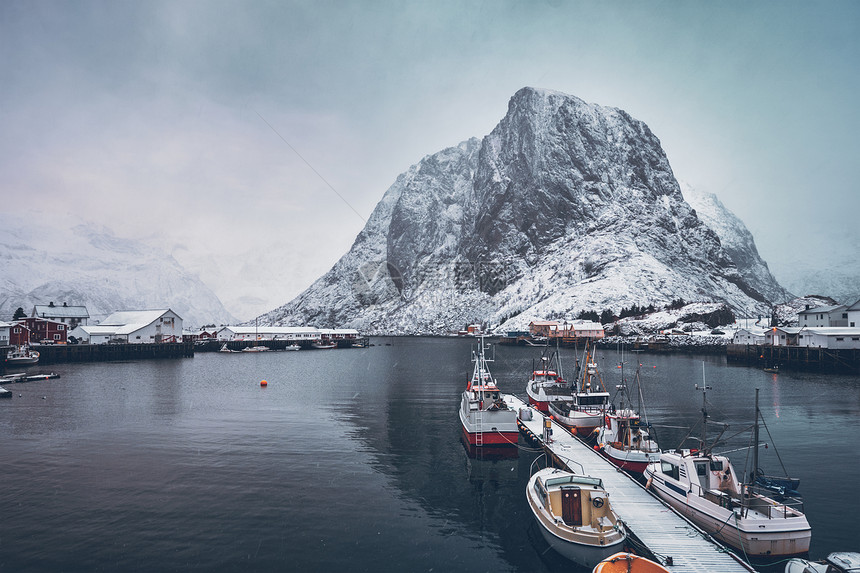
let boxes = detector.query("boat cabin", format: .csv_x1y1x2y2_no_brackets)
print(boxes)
531,472,619,533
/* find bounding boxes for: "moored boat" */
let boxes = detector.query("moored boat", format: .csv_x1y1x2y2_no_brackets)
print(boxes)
458,336,518,447
597,364,661,475
242,345,270,352
525,346,570,413
644,387,811,557
785,552,860,573
311,341,336,349
285,344,301,351
548,343,609,439
593,552,671,573
6,345,40,365
526,466,626,568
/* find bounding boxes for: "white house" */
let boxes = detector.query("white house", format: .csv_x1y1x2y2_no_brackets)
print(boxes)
69,309,183,344
68,325,118,345
846,298,860,328
795,327,860,349
217,326,322,342
732,327,767,345
32,302,90,329
797,304,849,327
0,321,11,346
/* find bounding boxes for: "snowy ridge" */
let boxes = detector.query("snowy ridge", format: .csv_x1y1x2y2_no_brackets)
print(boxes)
264,88,790,335
0,213,237,327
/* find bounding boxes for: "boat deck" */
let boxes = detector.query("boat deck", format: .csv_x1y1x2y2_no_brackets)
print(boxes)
505,394,755,573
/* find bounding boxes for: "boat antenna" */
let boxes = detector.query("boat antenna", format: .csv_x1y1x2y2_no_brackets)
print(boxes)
695,361,712,453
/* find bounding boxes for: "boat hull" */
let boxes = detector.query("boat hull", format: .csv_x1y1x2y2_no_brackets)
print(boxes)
644,468,811,557
535,520,624,568
459,395,519,447
593,552,671,573
460,425,519,446
600,446,660,475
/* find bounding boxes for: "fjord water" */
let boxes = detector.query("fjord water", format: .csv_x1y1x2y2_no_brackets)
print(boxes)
1,338,858,572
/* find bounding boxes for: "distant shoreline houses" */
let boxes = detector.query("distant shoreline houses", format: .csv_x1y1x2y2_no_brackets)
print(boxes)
733,298,860,349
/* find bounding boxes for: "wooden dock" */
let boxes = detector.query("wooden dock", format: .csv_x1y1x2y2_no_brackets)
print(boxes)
727,343,860,374
504,394,755,573
10,342,194,366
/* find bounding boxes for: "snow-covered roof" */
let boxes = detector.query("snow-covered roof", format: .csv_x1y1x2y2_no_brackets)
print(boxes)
801,327,860,337
847,298,860,311
570,321,602,330
73,325,120,336
220,326,320,335
33,304,90,318
101,309,178,326
798,304,846,315
736,327,767,336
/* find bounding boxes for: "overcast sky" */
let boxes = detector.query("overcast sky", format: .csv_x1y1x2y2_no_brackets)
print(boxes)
2,1,858,320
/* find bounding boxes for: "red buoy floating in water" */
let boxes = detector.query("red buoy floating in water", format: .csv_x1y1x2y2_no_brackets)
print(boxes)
260,380,268,387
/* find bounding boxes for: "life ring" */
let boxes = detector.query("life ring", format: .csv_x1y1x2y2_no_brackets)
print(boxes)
592,497,605,508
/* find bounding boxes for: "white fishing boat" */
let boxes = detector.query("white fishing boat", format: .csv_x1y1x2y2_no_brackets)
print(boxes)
525,346,570,413
785,552,860,573
311,341,336,349
458,336,518,447
285,344,300,351
644,385,811,557
597,364,661,475
241,345,270,353
526,466,626,568
219,343,240,353
548,343,609,439
6,345,40,365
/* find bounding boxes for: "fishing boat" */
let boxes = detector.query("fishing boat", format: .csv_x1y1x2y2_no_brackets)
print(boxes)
592,552,672,573
597,363,661,475
644,384,811,557
6,345,40,365
311,341,336,349
458,336,518,447
219,343,240,353
525,346,569,413
241,345,270,352
548,343,610,439
285,344,300,351
785,552,860,573
526,466,626,568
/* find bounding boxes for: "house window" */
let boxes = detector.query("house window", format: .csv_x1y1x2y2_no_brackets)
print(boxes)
843,313,848,319
58,325,64,330
852,338,859,341
13,327,20,333
836,338,844,341
852,322,856,327
53,334,60,340
136,336,141,340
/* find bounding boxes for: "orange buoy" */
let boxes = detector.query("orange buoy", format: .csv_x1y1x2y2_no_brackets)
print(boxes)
260,380,268,387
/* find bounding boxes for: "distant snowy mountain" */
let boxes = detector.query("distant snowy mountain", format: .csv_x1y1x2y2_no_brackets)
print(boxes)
680,183,792,304
0,214,237,327
263,87,790,334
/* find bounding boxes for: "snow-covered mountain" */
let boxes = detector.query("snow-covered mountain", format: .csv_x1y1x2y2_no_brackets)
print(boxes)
680,183,792,304
0,214,237,327
263,87,790,334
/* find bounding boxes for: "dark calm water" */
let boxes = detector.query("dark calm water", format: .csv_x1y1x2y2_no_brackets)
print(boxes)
2,338,858,572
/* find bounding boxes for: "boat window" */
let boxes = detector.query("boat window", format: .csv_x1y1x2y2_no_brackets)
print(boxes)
533,481,547,505
661,461,680,480
545,475,603,489
710,460,724,472
696,463,707,476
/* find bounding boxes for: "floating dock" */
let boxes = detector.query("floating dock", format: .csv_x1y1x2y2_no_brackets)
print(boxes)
504,394,755,573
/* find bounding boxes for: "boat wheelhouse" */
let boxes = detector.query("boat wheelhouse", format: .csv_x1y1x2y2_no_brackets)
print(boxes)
548,344,609,438
525,347,570,413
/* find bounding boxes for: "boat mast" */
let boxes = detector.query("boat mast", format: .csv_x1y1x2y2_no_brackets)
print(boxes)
753,388,760,485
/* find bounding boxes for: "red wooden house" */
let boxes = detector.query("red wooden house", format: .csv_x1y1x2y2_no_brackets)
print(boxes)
17,317,68,344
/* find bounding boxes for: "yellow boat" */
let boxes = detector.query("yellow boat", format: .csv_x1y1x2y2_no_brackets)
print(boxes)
592,552,671,573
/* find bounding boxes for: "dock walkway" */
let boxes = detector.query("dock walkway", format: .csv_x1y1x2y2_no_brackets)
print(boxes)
504,394,755,573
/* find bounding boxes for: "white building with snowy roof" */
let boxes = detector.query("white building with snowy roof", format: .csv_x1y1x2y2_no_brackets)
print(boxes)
32,302,90,330
797,304,848,328
70,309,183,344
217,326,322,342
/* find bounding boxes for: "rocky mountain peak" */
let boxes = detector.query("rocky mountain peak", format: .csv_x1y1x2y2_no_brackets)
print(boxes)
263,88,788,334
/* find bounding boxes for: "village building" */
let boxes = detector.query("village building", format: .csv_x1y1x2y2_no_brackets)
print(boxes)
2,322,32,346
217,326,322,342
795,327,860,349
797,304,849,328
529,320,605,340
846,298,860,328
69,309,183,344
32,302,90,330
732,327,767,345
17,317,68,344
